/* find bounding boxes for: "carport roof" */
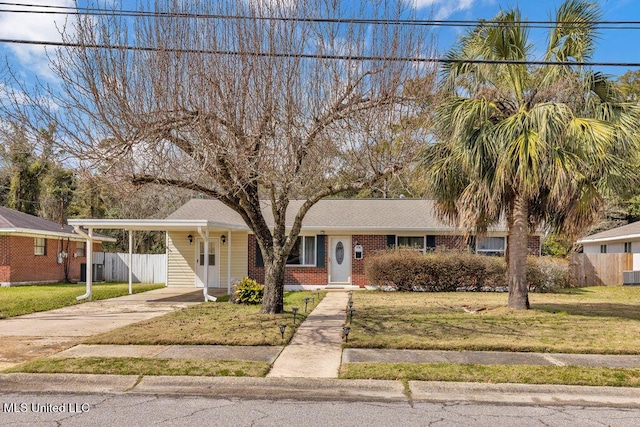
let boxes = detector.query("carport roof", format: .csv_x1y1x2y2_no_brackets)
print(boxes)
66,218,250,231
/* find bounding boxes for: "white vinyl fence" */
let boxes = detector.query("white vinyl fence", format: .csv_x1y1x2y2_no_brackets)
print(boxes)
93,252,166,284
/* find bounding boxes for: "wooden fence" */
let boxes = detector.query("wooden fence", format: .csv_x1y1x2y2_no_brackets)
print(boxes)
569,253,633,287
93,252,166,284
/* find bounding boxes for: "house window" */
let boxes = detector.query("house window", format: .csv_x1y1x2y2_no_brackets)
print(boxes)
600,244,607,253
397,236,425,251
34,238,47,256
287,236,316,266
76,241,86,257
624,242,632,253
476,236,506,256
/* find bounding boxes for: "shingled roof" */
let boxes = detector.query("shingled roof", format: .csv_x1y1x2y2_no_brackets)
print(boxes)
166,198,508,232
577,220,640,244
0,206,111,241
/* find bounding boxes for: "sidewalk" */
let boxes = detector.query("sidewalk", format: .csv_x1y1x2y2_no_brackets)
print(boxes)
268,291,349,378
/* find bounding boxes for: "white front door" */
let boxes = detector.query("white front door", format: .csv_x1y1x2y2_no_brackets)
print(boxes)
329,236,351,284
195,238,220,288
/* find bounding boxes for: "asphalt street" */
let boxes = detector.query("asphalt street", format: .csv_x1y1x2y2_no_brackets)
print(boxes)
2,392,640,427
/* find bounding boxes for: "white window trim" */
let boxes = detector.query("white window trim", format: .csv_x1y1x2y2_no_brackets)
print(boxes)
476,236,506,255
34,237,46,256
286,235,317,267
396,236,426,252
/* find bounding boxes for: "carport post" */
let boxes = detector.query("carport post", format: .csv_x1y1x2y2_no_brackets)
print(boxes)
74,227,93,301
128,230,133,295
227,228,232,294
204,230,209,301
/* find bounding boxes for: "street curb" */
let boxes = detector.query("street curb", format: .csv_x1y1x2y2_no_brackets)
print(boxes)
134,377,407,401
410,381,640,408
2,373,640,407
0,373,139,394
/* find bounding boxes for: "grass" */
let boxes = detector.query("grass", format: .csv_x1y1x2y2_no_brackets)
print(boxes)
6,357,269,377
340,363,640,388
84,291,325,346
0,282,165,319
346,286,640,354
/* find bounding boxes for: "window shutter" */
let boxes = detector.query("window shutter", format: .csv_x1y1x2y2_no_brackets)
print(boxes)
387,235,396,248
426,235,436,248
255,240,264,267
316,235,326,268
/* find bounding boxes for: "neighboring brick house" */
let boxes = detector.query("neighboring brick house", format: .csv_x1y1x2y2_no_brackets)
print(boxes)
0,206,112,286
105,198,538,290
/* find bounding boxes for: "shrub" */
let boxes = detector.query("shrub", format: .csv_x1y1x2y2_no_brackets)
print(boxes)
526,257,571,292
364,249,570,292
364,249,507,292
233,277,265,304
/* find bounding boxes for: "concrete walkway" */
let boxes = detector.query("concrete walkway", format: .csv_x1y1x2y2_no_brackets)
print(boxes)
267,291,349,378
0,287,221,370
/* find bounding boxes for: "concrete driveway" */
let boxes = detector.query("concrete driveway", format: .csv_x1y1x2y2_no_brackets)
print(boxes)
0,287,223,370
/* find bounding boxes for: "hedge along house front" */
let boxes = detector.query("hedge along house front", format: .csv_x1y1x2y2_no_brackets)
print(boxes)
163,199,542,290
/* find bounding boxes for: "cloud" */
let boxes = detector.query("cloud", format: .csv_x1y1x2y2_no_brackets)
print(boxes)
411,0,478,20
0,0,75,79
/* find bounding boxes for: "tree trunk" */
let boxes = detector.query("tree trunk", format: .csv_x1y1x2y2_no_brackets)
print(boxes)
507,194,530,310
260,257,286,314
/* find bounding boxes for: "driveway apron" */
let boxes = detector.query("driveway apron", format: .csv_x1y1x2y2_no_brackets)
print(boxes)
0,287,209,370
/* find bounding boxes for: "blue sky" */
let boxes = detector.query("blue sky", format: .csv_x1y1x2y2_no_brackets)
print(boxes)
422,0,639,77
0,0,638,83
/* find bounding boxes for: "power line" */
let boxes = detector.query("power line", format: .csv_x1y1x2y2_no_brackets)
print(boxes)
1,37,639,68
1,1,640,31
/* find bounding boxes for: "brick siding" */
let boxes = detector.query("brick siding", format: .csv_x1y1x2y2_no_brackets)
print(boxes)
0,235,102,285
247,234,328,287
352,235,387,287
247,232,542,289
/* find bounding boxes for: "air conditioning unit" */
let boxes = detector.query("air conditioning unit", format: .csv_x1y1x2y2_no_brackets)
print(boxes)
623,271,640,286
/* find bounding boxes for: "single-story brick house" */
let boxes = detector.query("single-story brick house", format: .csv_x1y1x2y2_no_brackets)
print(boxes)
68,199,541,295
0,206,114,286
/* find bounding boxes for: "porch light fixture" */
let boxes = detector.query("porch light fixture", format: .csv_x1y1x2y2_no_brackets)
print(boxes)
278,324,286,340
187,234,193,244
342,326,351,342
221,235,226,244
292,306,299,324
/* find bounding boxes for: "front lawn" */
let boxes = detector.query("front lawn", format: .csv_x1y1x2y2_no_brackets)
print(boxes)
0,283,165,319
346,286,640,354
8,357,269,378
84,291,325,346
340,363,640,388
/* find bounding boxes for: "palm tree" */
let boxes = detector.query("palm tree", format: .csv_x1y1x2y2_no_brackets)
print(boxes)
424,0,640,309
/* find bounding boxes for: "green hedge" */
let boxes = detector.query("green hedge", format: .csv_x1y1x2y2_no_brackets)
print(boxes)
364,249,569,292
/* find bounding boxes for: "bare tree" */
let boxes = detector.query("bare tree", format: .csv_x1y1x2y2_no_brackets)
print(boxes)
6,0,434,313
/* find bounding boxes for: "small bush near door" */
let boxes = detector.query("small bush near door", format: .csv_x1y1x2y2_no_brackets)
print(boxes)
233,277,265,304
364,249,570,292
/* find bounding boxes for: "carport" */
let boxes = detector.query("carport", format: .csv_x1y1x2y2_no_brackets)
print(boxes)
67,218,248,302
